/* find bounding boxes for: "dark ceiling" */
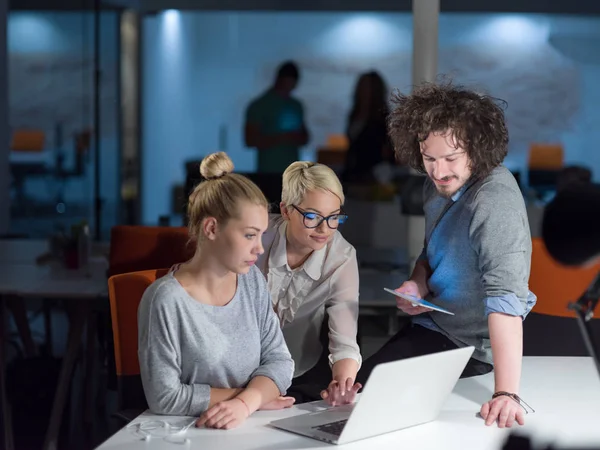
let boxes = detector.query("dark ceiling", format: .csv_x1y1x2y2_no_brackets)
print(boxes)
8,0,600,14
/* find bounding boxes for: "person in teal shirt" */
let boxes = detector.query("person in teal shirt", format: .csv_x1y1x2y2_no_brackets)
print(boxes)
244,61,310,174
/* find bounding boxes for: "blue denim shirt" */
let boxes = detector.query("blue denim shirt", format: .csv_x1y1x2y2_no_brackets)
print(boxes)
413,166,537,364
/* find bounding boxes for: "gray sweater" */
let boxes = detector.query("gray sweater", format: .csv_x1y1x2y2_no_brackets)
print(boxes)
137,265,294,416
413,166,537,364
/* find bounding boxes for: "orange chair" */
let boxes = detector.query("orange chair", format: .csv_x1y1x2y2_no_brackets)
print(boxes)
529,238,600,317
524,238,600,356
10,129,46,152
108,268,169,421
527,143,564,198
528,143,564,171
325,134,349,151
108,225,195,277
105,225,194,419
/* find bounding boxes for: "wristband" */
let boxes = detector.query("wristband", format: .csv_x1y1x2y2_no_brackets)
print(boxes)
492,391,535,414
236,397,251,416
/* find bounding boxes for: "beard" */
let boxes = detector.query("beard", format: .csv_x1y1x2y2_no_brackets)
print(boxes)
433,176,468,198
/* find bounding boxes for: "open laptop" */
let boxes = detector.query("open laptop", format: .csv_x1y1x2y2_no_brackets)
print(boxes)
270,346,474,445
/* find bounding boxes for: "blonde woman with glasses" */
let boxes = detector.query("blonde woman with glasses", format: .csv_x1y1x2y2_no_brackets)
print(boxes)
257,162,362,407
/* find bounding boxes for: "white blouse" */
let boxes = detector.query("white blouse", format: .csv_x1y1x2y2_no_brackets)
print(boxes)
257,215,362,378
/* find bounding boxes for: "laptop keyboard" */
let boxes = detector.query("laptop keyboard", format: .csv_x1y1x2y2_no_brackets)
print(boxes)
312,419,348,436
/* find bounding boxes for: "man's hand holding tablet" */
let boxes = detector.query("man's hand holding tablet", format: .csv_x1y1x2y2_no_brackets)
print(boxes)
384,283,454,315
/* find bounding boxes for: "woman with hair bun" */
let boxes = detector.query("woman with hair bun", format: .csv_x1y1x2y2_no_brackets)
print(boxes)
138,151,295,430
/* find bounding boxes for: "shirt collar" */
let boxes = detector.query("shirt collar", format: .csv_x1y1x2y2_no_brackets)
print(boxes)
303,245,327,281
268,220,326,281
450,177,476,202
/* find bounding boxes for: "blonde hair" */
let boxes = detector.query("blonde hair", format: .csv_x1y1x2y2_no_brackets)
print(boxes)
281,161,345,206
188,152,268,241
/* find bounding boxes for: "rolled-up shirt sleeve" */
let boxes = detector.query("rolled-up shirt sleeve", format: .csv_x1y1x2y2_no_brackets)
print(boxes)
469,185,537,319
483,292,537,318
325,247,362,368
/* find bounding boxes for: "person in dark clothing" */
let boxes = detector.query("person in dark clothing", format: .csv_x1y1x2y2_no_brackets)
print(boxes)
555,165,592,193
343,71,393,183
244,61,310,174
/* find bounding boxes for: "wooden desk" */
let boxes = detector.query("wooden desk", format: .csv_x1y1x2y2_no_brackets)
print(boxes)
96,357,600,450
0,239,109,450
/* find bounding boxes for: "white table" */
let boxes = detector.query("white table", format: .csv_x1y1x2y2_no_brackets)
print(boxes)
96,357,600,450
0,238,109,264
0,239,109,297
0,259,109,298
0,239,109,450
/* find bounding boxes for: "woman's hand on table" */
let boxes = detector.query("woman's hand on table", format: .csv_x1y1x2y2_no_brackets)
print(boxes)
196,398,250,430
259,396,296,410
320,378,362,407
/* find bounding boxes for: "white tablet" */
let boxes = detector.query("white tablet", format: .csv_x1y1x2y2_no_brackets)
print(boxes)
383,288,455,315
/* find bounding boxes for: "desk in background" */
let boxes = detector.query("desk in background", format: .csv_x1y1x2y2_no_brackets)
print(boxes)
0,239,109,450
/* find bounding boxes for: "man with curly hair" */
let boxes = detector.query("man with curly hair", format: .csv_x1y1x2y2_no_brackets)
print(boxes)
357,81,537,429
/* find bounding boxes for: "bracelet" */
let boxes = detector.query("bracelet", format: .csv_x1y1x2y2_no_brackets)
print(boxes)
492,391,535,414
236,397,251,416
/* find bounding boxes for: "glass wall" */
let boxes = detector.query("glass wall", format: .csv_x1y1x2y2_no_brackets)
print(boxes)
8,11,120,239
142,11,600,225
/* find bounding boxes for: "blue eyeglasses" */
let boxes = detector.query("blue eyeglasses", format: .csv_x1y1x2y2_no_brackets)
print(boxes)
291,205,348,229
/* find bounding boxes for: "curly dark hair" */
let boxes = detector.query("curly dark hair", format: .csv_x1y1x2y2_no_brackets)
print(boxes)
388,81,509,180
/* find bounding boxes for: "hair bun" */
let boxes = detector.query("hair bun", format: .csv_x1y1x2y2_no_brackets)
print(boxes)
200,152,235,180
